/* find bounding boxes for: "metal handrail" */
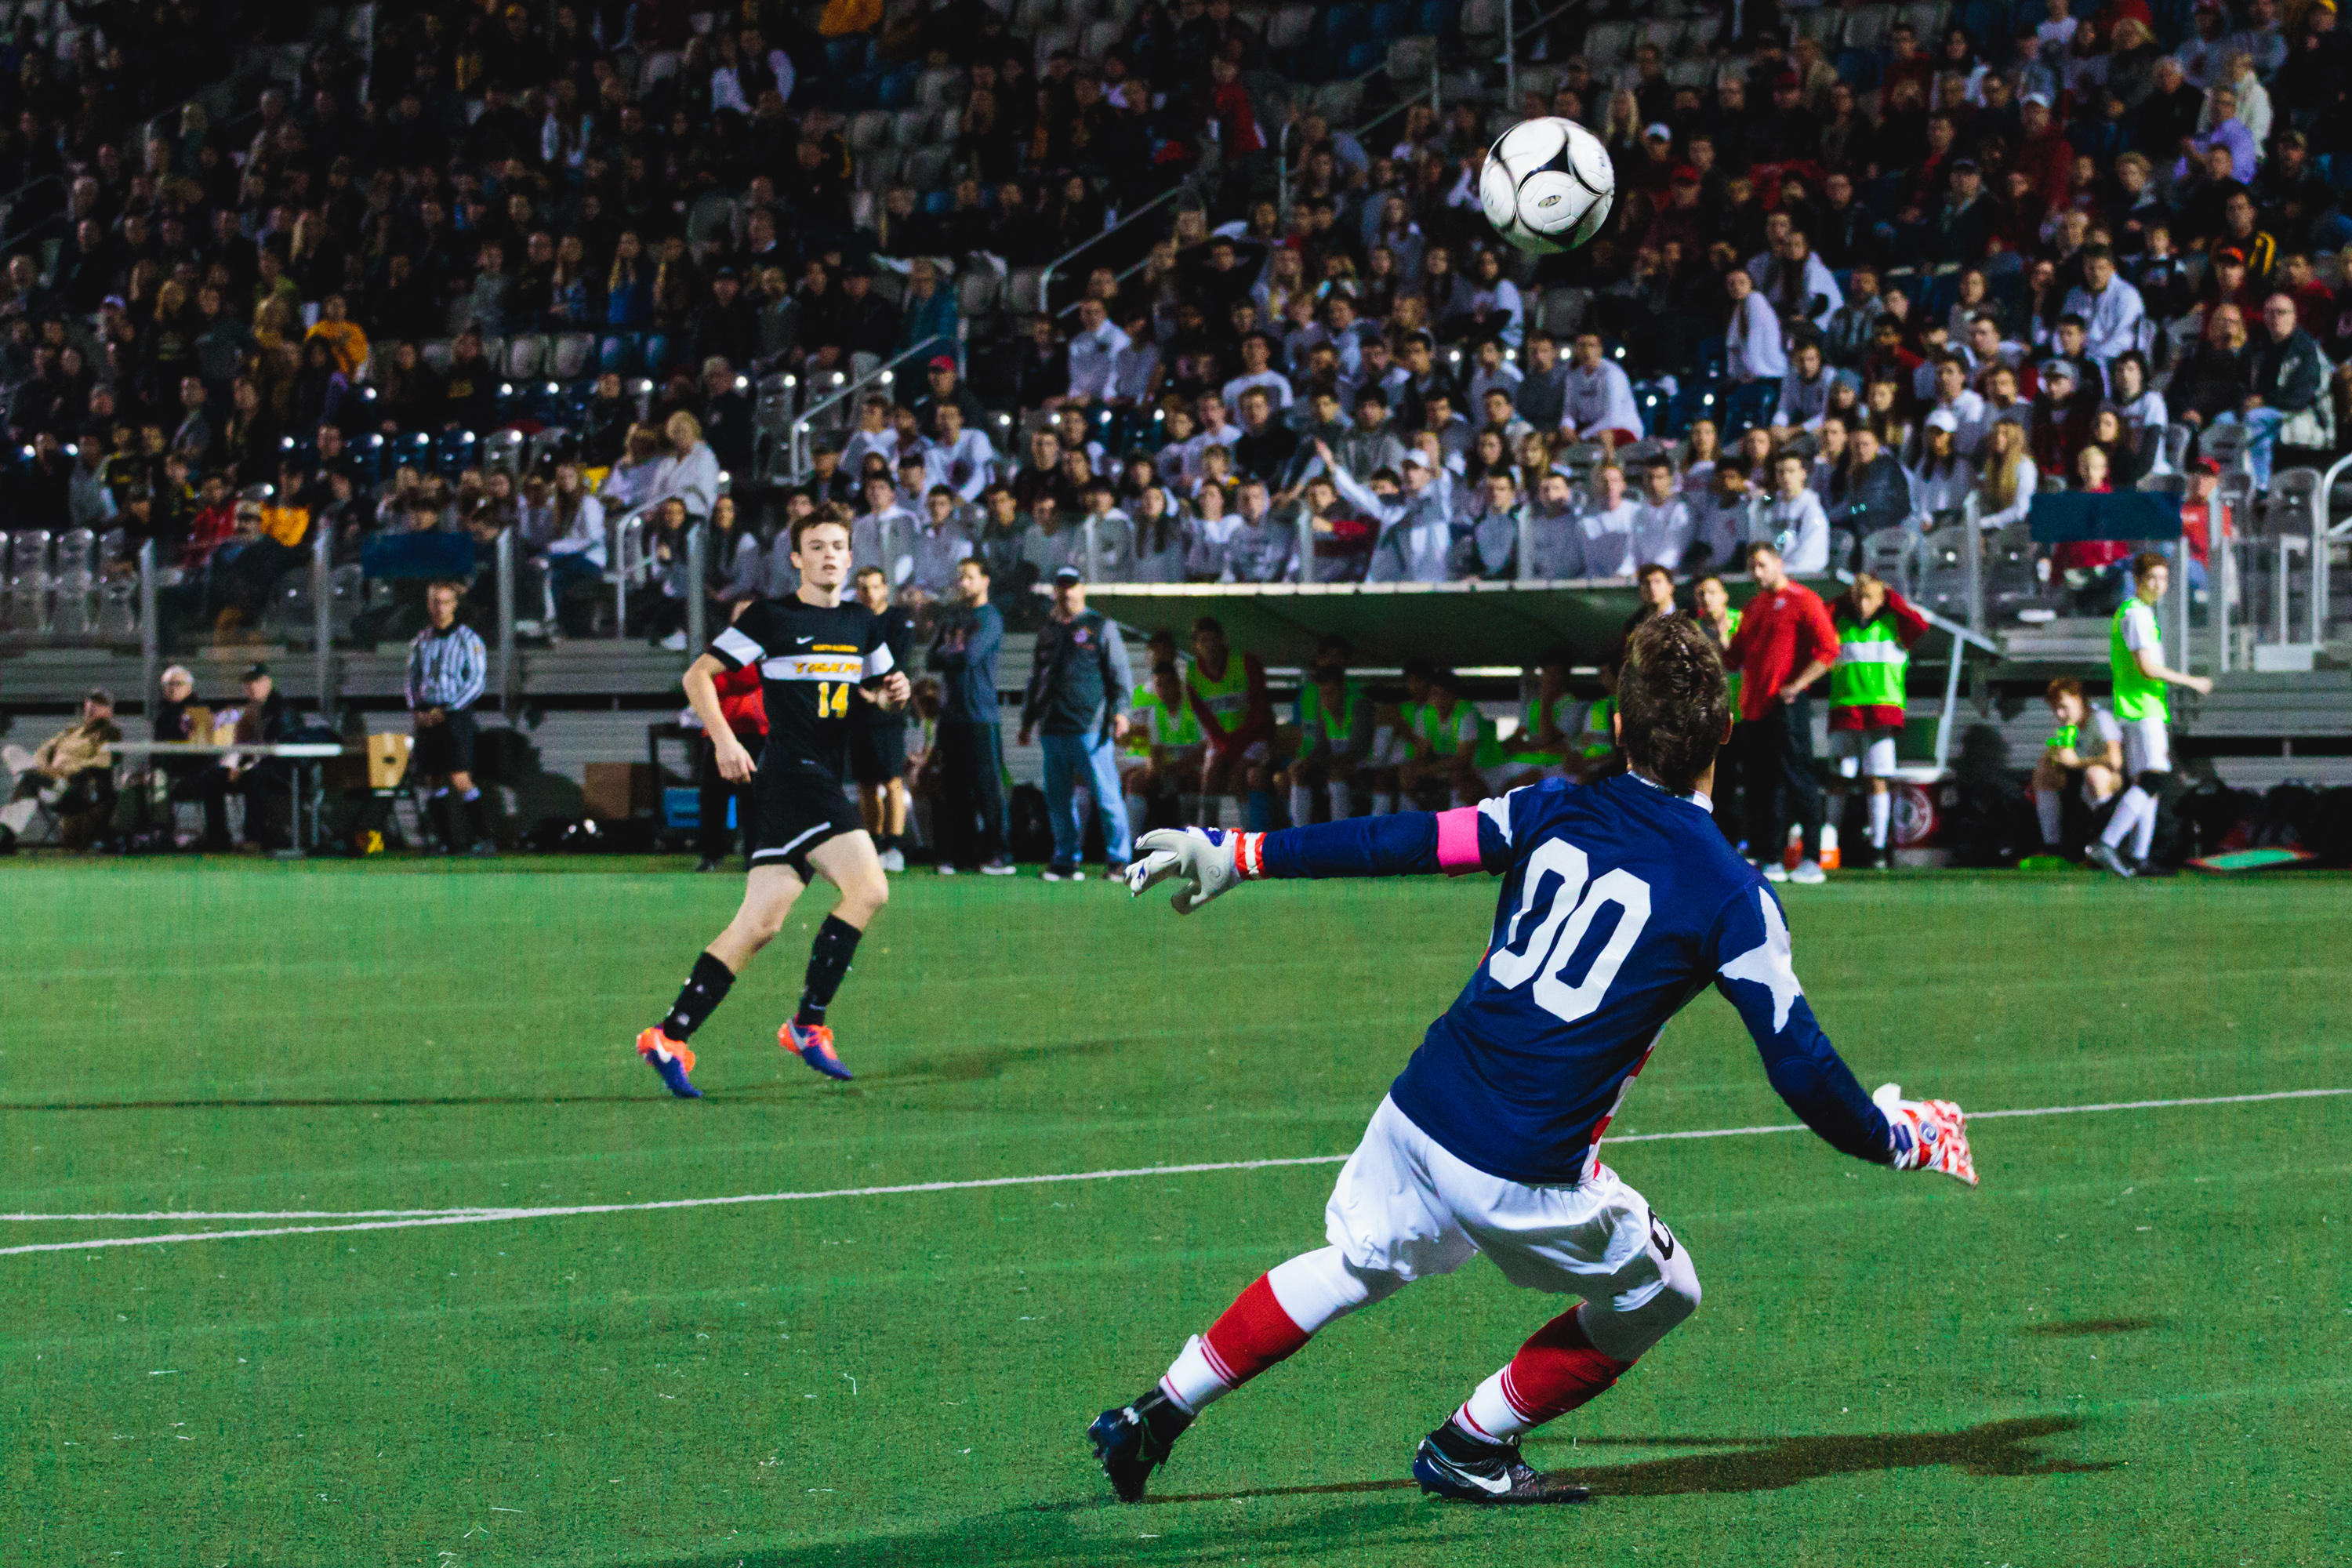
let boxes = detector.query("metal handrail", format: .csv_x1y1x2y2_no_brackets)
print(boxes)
1038,181,1192,321
2310,451,2352,649
786,336,953,476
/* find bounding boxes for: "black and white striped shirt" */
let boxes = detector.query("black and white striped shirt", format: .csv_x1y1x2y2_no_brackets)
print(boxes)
407,622,488,711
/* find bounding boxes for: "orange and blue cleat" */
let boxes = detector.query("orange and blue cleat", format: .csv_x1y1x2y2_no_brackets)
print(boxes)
635,1028,701,1098
782,1021,853,1080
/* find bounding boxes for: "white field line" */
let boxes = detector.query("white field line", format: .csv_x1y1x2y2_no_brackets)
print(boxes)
2,1086,2343,1258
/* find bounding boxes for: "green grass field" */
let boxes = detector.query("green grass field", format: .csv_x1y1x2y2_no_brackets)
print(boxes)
4,861,2348,1567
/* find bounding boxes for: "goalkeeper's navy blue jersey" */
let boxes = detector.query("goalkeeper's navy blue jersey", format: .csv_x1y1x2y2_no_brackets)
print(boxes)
1259,771,1892,1186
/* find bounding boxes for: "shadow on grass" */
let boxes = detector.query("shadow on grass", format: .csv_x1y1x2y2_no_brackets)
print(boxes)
591,1415,2107,1568
865,1033,1125,1085
2020,1316,2164,1338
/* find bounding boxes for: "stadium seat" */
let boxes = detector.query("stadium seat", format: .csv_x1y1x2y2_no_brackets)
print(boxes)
1793,6,1844,44
1268,5,1315,51
1317,5,1367,51
1414,0,1458,39
419,338,454,376
904,145,953,190
598,336,637,375
923,189,954,215
1638,19,1683,54
1458,0,1502,42
1860,527,1926,598
1843,5,1895,50
891,108,932,146
848,110,891,153
915,67,964,112
1667,57,1714,88
1583,20,1635,67
505,335,547,379
550,333,595,380
825,36,870,75
9,528,52,635
1367,1,1408,41
1682,15,1722,52
1387,34,1436,82
1538,286,1591,338
1722,380,1779,441
434,428,478,477
1898,3,1945,40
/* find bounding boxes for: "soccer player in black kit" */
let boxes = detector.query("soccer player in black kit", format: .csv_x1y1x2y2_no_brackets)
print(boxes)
636,513,913,1096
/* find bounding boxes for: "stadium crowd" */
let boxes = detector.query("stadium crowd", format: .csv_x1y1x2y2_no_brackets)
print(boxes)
0,0,2346,869
0,0,2341,644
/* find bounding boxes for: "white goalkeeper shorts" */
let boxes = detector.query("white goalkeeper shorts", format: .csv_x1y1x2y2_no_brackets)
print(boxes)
2122,716,2170,777
1831,726,1898,778
1322,1095,1693,1319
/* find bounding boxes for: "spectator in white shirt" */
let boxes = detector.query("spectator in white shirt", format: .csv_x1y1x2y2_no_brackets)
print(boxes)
1579,463,1642,579
1763,452,1831,572
1910,410,1976,521
1064,298,1131,405
1632,460,1697,570
908,485,977,596
1128,485,1191,583
1217,476,1299,582
1221,332,1297,410
1925,356,1991,459
1154,404,1203,490
1465,248,1526,348
923,403,999,503
837,395,899,484
2058,245,2147,372
1464,338,1523,416
1726,267,1788,383
2111,350,2167,443
1076,477,1138,580
851,474,920,584
1769,340,1836,441
1193,392,1243,463
1107,309,1162,408
1526,470,1586,579
1185,481,1242,576
1320,443,1460,583
1561,330,1645,448
652,411,723,521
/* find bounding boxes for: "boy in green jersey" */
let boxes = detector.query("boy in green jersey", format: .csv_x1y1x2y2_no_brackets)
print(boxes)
2089,553,2212,877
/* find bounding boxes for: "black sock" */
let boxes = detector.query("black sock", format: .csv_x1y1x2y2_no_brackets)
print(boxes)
663,951,736,1041
463,788,489,842
795,915,863,1028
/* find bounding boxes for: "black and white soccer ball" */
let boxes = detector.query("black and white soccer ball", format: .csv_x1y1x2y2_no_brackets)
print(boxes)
1479,117,1616,256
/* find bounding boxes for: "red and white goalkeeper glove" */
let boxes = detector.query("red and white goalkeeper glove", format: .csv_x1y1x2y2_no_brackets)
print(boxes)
1875,1083,1978,1186
1125,827,1263,914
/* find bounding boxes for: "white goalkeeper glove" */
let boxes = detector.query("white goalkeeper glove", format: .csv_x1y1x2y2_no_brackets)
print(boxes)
1875,1083,1979,1187
1124,827,1261,914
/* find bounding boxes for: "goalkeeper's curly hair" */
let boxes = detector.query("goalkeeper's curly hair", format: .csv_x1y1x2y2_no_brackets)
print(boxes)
1617,613,1733,796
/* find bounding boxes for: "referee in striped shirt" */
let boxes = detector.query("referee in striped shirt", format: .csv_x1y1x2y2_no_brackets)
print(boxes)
408,579,494,855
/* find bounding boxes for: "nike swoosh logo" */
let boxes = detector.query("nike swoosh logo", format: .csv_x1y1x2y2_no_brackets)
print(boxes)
1457,1466,1513,1495
794,637,815,646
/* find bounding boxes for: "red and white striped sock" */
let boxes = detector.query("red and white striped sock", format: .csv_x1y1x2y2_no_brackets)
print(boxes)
1159,1272,1309,1413
1452,1305,1635,1442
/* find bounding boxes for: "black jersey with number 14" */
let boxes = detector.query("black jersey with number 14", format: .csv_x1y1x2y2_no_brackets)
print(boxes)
706,597,896,778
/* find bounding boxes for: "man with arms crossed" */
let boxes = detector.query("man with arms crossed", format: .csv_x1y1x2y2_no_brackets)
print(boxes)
1091,615,1975,1503
635,514,912,1095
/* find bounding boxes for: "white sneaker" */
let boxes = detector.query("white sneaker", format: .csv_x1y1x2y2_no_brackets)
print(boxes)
937,862,959,877
657,630,688,651
878,848,906,873
1762,860,1790,884
1790,858,1827,885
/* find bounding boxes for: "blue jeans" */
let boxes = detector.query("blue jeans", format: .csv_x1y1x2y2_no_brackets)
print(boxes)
2214,407,2288,488
1040,730,1131,867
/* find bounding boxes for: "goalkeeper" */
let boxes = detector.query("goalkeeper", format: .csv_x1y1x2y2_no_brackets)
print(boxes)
1089,615,1976,1507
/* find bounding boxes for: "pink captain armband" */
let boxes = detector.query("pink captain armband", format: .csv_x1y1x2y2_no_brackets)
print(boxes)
1433,807,1485,875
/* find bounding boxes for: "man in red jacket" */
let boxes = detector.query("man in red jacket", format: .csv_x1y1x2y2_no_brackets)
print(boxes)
1725,543,1842,884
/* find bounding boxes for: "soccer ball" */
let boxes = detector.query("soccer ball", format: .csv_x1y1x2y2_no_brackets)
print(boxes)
1479,117,1616,256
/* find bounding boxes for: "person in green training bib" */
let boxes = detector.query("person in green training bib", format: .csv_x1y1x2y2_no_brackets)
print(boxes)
1120,631,1207,834
2089,552,2211,877
1184,616,1276,830
1283,634,1374,824
1825,572,1929,869
1408,666,1505,806
1566,657,1624,780
2031,677,2124,854
1494,651,1579,790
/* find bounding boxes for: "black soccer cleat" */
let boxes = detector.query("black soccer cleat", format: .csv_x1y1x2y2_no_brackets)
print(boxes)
1088,1387,1193,1502
1412,1421,1591,1505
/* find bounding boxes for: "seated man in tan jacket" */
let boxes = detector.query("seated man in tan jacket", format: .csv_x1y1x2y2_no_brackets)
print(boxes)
1,688,122,851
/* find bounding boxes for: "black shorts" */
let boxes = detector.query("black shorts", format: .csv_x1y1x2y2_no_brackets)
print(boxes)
412,710,478,778
750,755,863,879
848,720,908,786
